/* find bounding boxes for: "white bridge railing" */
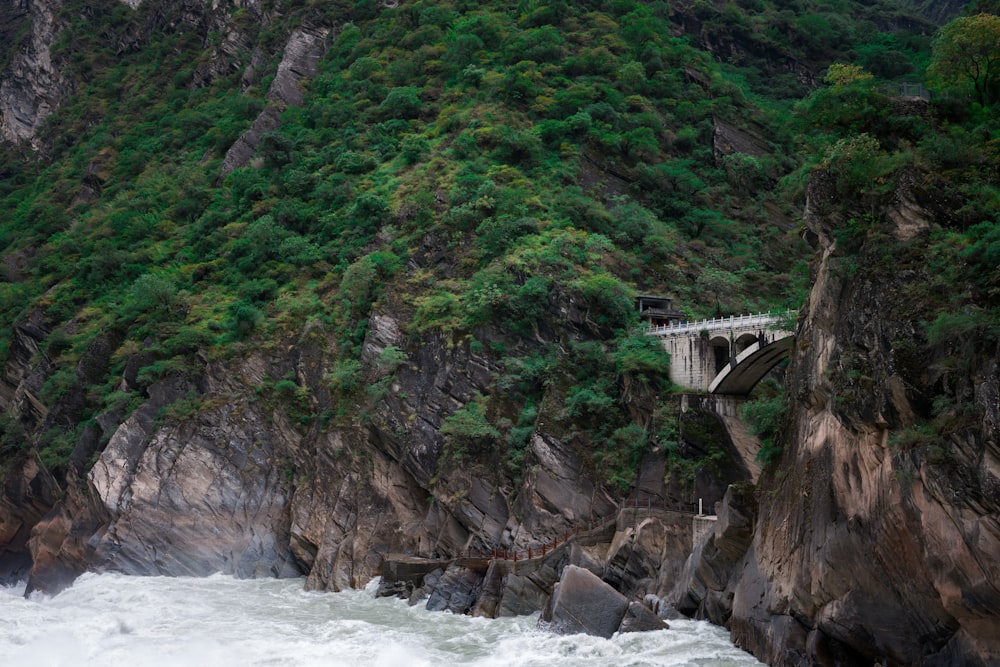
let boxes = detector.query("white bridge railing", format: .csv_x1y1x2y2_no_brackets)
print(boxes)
645,311,793,338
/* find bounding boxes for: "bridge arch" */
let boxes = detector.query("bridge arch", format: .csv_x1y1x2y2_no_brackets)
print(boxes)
648,311,795,393
710,332,762,376
709,335,730,374
708,336,794,395
734,332,758,354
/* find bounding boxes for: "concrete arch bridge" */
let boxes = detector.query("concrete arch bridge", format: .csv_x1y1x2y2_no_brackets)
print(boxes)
647,312,794,395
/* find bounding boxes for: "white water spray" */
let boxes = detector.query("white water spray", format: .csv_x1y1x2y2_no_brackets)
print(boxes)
0,573,763,666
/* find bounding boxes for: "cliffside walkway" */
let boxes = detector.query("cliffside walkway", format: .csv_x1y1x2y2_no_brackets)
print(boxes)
646,311,794,395
416,499,701,573
379,500,712,592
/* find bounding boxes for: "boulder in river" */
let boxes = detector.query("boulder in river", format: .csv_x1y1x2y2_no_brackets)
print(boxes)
540,564,666,638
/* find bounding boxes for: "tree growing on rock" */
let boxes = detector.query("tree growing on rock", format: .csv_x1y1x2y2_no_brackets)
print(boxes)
928,13,1000,107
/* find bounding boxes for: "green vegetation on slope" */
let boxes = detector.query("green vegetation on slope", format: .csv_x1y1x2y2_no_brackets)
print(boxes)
0,0,990,488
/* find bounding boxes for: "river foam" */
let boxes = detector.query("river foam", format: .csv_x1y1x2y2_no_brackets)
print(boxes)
1,573,762,666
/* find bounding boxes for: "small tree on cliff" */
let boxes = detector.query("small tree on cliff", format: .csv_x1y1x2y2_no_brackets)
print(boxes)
825,63,875,88
965,1,1000,15
796,63,886,137
928,13,1000,107
439,395,501,461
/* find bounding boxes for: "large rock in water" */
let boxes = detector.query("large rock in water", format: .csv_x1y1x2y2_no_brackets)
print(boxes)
540,565,666,638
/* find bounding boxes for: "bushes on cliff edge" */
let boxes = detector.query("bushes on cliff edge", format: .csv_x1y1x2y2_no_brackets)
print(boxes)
743,393,786,466
440,395,501,462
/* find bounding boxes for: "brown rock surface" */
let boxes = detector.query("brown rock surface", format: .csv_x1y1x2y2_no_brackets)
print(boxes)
0,458,58,584
674,172,1000,666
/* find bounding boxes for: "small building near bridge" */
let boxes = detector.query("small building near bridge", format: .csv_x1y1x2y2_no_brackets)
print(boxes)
636,294,685,328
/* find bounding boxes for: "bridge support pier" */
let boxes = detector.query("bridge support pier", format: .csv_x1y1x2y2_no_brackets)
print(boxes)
679,394,746,417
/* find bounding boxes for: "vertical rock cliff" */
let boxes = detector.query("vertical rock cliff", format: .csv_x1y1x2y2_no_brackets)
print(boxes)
675,170,1000,666
0,0,66,146
13,301,733,599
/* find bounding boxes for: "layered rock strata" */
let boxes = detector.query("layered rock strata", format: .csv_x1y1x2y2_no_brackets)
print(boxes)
0,0,66,147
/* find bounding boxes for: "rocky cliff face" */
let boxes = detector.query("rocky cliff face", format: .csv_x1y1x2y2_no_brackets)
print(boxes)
6,2,994,662
12,297,741,601
0,231,753,601
0,0,291,149
0,0,66,147
674,171,1000,666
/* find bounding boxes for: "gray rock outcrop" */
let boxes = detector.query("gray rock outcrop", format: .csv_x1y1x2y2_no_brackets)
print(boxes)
88,399,301,579
540,565,666,638
0,0,66,147
219,26,330,178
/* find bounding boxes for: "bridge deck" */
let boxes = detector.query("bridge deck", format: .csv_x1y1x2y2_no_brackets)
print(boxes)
647,311,790,338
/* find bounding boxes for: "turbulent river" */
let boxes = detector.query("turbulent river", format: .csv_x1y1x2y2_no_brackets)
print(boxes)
1,573,763,666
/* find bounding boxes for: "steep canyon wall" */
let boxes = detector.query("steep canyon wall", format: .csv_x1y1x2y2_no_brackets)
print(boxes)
674,172,1000,666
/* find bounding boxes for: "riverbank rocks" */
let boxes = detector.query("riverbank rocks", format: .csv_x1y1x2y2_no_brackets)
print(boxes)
620,601,670,633
540,565,667,638
375,555,450,601
425,564,484,614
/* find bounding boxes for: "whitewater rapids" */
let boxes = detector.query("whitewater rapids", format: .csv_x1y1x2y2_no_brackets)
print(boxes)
1,573,763,666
